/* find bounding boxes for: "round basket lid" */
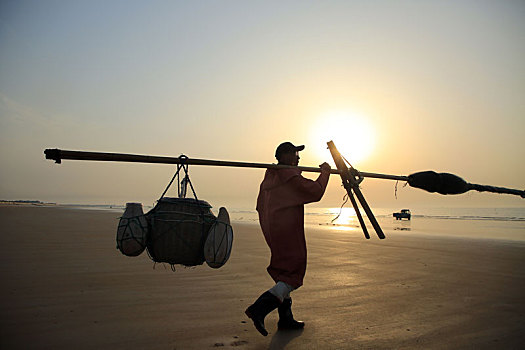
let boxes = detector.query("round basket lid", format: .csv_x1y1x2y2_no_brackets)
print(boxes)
204,207,233,268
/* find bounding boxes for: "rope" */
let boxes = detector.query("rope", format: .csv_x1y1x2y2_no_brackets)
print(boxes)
331,193,349,223
160,163,183,200
395,180,398,200
210,220,232,265
159,155,200,200
341,154,364,185
116,215,148,256
470,183,525,198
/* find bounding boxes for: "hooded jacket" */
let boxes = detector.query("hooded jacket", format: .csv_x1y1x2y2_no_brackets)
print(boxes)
256,168,330,288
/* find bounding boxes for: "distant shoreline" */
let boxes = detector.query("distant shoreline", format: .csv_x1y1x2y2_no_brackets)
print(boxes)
1,204,524,242
0,200,57,206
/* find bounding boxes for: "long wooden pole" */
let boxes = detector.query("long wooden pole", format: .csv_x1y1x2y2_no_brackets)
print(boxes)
44,148,409,181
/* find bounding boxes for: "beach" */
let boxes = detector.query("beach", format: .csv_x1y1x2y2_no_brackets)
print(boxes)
1,205,524,349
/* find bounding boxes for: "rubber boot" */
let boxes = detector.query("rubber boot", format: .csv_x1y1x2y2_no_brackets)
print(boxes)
277,298,305,330
245,291,281,336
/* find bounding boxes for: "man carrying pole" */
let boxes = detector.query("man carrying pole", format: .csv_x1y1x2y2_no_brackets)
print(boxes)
245,142,331,336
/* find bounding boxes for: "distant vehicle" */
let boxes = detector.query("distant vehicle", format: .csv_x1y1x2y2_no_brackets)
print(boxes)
393,209,411,220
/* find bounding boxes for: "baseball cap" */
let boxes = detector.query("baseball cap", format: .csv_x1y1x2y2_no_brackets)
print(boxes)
275,142,305,160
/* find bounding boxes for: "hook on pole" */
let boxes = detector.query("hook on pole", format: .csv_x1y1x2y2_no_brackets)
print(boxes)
159,154,199,201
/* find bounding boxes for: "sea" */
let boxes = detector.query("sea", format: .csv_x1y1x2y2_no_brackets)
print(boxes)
64,204,525,242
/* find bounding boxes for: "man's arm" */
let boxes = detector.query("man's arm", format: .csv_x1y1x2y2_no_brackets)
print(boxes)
289,163,331,203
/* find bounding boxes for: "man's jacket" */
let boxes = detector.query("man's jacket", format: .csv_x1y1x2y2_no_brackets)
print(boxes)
256,168,330,288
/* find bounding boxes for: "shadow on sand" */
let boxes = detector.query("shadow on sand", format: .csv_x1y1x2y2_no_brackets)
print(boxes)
268,328,304,350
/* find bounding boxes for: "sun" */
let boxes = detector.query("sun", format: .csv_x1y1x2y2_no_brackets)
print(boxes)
310,111,375,165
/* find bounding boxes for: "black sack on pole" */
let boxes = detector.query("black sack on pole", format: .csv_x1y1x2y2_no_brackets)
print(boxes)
408,171,472,195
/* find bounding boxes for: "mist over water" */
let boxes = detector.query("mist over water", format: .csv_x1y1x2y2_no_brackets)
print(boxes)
224,207,525,241
78,204,524,242
227,207,525,223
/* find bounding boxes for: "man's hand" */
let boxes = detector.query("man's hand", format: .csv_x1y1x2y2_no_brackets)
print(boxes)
319,162,331,173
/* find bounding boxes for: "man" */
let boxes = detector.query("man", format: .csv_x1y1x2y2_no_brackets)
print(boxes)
245,141,331,336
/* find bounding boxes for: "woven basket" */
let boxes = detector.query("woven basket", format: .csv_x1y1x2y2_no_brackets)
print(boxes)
146,197,216,266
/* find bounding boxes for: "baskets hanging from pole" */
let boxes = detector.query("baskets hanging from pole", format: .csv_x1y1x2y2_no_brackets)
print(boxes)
146,157,234,268
115,156,234,268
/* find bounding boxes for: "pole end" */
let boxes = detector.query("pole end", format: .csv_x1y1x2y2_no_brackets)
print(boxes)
44,149,62,164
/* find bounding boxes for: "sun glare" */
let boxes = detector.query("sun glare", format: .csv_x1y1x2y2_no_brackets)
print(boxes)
311,111,375,165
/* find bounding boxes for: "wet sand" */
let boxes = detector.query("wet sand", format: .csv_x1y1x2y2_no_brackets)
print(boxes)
0,205,524,349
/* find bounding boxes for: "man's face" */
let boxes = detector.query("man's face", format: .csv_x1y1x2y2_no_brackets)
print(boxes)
280,151,300,166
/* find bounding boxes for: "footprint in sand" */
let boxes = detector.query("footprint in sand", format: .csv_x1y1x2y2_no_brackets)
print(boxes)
212,338,249,347
230,340,248,346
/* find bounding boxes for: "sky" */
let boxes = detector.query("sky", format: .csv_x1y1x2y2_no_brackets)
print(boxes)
1,0,524,210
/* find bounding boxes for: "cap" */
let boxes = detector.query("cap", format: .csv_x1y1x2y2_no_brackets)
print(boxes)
275,142,305,160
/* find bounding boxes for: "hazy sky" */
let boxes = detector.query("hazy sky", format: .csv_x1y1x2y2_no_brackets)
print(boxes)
1,0,524,209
